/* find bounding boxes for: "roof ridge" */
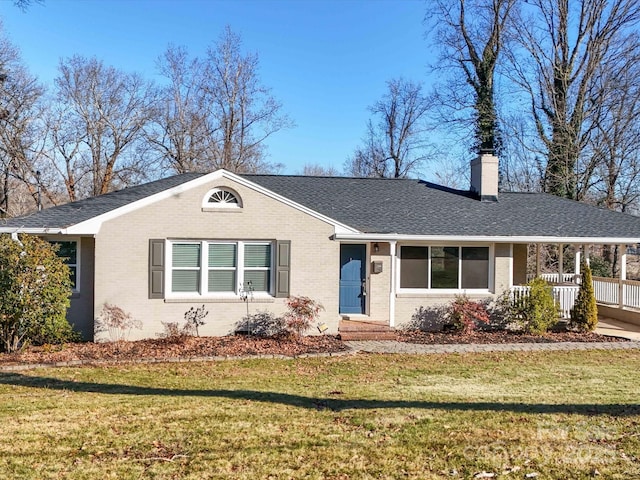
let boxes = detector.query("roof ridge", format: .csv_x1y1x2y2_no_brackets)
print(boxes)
242,173,423,181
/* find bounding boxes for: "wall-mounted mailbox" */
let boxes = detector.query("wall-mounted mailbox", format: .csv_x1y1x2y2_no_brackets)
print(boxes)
372,261,383,274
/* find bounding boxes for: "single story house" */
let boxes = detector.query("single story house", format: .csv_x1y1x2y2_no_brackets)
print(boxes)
2,154,640,341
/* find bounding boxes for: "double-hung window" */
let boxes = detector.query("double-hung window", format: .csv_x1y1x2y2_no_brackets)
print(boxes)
207,243,237,292
243,243,272,292
169,241,272,296
399,245,489,290
49,240,79,292
172,243,201,292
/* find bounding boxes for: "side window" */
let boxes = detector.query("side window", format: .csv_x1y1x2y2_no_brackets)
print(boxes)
50,240,79,291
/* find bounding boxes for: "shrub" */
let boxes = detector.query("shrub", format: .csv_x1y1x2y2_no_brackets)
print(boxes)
484,291,515,331
447,294,490,334
512,277,560,334
570,261,598,332
234,310,286,337
283,296,324,337
589,255,612,278
158,321,189,341
183,305,209,336
95,303,142,342
0,234,76,352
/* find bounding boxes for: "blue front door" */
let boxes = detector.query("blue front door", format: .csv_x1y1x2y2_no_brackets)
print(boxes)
339,244,366,314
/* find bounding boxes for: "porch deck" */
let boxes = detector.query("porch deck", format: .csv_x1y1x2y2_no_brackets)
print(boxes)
595,316,640,341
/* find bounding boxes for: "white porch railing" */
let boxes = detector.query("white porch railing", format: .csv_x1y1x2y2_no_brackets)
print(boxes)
512,277,640,319
510,284,579,319
526,273,578,283
593,276,640,310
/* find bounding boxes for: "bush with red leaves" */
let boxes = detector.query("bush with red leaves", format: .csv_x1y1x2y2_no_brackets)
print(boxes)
448,294,490,334
283,296,324,337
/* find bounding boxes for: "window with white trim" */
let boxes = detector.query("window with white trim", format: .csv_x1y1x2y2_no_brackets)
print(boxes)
169,240,272,295
49,240,79,292
399,245,489,290
202,187,242,209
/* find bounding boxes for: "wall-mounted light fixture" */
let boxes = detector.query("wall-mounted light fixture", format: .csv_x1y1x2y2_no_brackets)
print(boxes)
373,243,379,253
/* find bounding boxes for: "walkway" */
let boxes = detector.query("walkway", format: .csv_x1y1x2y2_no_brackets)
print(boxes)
595,316,640,341
345,339,640,354
346,318,640,354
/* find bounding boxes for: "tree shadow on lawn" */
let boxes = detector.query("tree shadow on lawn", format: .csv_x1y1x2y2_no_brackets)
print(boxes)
0,372,638,417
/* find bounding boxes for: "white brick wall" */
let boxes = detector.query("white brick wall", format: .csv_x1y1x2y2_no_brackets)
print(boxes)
89,175,518,339
94,178,340,340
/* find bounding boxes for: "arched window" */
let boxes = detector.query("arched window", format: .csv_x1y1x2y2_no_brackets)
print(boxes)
202,187,242,209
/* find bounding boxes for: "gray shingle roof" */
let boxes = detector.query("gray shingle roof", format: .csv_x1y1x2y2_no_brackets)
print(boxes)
0,173,203,230
3,171,640,240
244,175,640,238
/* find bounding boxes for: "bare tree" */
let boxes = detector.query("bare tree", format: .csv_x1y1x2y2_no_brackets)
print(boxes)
426,0,517,155
589,38,640,213
147,45,215,174
499,114,546,192
345,78,433,178
298,163,340,176
48,55,156,201
506,0,640,199
0,25,54,217
12,0,44,11
151,27,291,175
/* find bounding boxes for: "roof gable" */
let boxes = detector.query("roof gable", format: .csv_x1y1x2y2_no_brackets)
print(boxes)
0,170,358,235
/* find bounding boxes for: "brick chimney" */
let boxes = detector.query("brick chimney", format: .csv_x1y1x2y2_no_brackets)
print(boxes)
470,153,499,201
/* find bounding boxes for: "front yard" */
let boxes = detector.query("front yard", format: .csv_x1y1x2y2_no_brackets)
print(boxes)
0,350,638,479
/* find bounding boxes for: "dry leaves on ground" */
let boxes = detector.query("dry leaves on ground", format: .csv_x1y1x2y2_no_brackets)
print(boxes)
0,329,628,367
0,334,349,366
398,329,628,345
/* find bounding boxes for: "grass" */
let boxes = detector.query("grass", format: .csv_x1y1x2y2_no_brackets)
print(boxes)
0,350,639,479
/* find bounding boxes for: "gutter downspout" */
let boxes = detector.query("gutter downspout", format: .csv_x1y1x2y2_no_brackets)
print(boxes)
389,241,397,328
10,231,22,246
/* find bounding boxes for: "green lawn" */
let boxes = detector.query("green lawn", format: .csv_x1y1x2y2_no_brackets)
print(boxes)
0,350,639,479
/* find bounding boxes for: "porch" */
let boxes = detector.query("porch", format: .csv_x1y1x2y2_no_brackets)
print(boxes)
512,274,640,322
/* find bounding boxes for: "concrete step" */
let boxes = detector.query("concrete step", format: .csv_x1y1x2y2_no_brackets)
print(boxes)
338,320,396,341
339,320,393,332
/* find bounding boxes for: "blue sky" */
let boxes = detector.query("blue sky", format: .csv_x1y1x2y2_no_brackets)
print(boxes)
0,0,432,175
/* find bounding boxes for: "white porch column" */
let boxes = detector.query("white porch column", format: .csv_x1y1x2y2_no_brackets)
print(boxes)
584,245,590,267
389,241,397,328
558,243,564,282
619,244,627,309
575,246,581,280
619,244,627,281
536,244,541,278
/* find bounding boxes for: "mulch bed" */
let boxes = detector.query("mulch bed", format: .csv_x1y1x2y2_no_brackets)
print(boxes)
0,334,350,367
0,329,630,367
398,329,629,345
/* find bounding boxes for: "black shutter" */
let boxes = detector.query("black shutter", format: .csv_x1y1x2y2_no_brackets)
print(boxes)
149,239,165,299
275,240,290,298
